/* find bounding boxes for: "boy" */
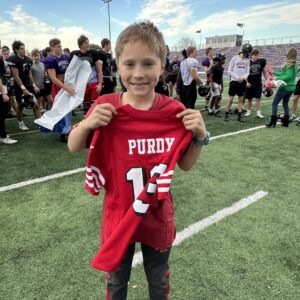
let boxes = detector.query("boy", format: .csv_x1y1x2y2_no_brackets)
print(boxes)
68,21,208,300
202,47,214,109
31,49,53,115
244,49,268,118
70,35,105,113
224,43,252,122
208,53,225,116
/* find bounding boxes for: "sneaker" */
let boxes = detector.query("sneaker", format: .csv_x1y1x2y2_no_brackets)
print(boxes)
18,121,29,131
0,137,18,144
256,111,264,118
244,110,251,117
289,115,297,122
204,105,209,111
224,113,229,121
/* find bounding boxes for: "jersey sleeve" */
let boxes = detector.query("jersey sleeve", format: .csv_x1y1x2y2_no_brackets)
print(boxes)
6,55,18,68
43,56,56,70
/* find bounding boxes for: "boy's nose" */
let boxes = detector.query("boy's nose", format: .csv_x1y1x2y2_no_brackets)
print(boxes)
133,65,144,78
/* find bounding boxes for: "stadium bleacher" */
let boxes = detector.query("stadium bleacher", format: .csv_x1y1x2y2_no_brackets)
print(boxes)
173,43,300,71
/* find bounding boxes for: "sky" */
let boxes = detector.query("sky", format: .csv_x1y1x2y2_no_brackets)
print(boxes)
1,0,300,53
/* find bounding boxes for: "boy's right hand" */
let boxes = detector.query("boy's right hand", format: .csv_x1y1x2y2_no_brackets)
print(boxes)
82,103,117,130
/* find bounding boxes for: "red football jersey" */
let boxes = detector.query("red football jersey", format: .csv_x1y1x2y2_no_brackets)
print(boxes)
85,93,192,272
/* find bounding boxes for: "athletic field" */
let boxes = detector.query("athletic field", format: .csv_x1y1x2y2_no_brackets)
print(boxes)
1,83,300,299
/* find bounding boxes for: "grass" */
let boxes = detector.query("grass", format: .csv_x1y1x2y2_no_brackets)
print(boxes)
1,81,300,299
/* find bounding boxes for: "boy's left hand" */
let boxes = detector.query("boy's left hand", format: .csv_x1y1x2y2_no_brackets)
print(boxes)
177,109,206,139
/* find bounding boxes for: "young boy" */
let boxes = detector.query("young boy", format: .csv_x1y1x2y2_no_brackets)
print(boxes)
244,49,268,118
208,53,225,116
68,21,208,300
224,43,252,122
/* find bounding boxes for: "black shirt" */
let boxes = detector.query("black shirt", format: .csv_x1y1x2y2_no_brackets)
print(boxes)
70,49,101,67
248,58,266,84
211,63,224,85
6,54,33,87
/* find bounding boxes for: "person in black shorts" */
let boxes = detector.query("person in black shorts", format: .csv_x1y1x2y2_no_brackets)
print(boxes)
6,41,40,130
290,75,300,121
209,53,225,116
244,49,268,118
225,44,252,122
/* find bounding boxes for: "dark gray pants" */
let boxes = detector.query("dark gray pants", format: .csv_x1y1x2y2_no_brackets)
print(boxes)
106,243,171,300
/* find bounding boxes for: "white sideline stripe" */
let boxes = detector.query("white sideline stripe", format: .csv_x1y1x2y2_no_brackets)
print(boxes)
0,126,265,193
0,168,85,192
132,191,268,268
210,125,265,141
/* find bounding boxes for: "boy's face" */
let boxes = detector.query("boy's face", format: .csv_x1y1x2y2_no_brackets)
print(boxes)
1,50,9,60
52,43,62,56
118,41,164,101
16,45,26,57
32,53,40,63
80,40,90,52
251,54,258,61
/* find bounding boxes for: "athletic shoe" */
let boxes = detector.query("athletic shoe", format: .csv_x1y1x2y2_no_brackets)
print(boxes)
256,111,264,118
244,110,251,117
18,121,29,131
0,137,18,144
289,115,297,122
204,105,209,111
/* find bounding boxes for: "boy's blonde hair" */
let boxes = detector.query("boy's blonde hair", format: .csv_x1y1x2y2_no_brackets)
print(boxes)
115,21,166,65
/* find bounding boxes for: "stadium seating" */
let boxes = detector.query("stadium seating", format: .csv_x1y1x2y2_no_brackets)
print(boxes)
172,43,300,71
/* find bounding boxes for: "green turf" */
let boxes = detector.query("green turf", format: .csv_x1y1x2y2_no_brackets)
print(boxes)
1,82,300,299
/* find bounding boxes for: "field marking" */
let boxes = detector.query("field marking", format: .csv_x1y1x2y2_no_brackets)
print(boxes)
0,125,265,192
132,190,268,268
0,168,85,192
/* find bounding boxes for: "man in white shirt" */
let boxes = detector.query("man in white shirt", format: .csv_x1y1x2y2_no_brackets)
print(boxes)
224,43,252,122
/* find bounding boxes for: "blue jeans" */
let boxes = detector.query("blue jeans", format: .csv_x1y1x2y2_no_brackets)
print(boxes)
272,89,293,116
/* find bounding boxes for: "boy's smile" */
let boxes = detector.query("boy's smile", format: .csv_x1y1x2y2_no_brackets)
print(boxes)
118,40,164,106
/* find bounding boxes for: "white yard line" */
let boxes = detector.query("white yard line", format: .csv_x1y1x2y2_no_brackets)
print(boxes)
0,168,85,192
1,125,265,192
132,191,268,268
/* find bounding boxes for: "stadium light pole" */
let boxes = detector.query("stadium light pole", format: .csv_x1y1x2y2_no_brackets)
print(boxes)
237,23,245,44
102,0,112,42
196,29,202,50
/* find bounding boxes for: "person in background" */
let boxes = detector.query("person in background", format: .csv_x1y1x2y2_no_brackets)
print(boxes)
266,48,298,128
63,48,71,57
100,38,115,95
180,46,203,109
71,35,105,113
244,49,268,118
1,46,18,118
0,58,18,144
224,43,252,122
202,47,214,110
209,53,225,116
290,75,300,122
44,38,75,142
6,40,40,130
31,49,53,113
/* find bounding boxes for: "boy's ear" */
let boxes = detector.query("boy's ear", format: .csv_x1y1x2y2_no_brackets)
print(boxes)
160,64,165,75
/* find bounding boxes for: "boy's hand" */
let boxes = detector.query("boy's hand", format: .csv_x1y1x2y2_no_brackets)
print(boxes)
82,103,117,130
177,109,206,139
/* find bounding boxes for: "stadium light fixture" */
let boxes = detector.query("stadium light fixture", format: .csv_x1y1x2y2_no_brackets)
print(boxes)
102,0,112,42
195,29,202,50
236,23,245,43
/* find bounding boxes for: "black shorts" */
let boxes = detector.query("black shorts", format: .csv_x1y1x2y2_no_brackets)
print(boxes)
14,85,36,104
7,85,15,97
228,81,246,97
165,73,177,85
36,86,52,98
294,78,300,96
245,83,262,99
